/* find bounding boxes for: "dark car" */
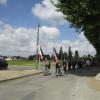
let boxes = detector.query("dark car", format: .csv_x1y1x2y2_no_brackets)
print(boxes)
0,58,8,70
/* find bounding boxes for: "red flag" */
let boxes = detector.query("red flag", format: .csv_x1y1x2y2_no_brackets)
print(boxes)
38,46,44,60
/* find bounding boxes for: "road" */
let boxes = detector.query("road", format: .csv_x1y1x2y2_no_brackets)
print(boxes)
0,67,100,100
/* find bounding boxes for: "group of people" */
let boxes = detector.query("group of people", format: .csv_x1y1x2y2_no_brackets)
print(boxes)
43,58,97,76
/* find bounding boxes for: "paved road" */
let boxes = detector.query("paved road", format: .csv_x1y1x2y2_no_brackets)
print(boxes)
0,67,100,100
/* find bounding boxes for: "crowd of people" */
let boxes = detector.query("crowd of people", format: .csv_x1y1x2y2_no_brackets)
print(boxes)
43,58,98,76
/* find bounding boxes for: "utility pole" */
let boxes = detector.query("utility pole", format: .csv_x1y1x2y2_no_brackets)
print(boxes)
61,46,63,62
36,24,40,69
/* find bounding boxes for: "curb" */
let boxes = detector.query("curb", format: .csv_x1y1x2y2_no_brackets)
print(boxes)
0,71,43,82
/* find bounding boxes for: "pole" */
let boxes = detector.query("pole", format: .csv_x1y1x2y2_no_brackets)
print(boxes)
36,24,40,69
61,46,63,62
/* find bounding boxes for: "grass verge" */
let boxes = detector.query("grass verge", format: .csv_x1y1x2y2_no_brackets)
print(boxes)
7,60,44,66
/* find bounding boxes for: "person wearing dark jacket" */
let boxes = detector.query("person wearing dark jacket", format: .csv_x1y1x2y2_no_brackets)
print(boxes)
68,60,72,71
63,60,68,74
72,59,76,71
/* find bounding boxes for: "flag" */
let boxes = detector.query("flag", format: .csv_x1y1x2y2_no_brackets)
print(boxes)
53,48,58,60
38,46,44,60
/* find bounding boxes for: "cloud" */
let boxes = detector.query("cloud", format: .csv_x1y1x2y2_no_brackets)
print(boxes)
0,21,60,57
0,0,7,5
0,21,96,57
32,0,66,25
40,26,60,39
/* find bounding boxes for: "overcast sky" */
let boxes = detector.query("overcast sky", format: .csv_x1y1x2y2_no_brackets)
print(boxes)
0,0,96,57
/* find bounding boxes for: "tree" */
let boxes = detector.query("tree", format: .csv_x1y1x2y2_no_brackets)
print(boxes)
63,52,68,60
28,55,36,60
74,50,79,59
58,46,64,60
44,54,50,60
68,46,73,60
55,0,100,60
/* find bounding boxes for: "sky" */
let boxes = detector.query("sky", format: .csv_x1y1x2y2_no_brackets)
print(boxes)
0,0,96,57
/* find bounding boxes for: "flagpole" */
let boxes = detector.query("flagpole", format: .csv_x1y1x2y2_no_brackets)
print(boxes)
36,24,40,69
61,46,63,62
38,52,40,69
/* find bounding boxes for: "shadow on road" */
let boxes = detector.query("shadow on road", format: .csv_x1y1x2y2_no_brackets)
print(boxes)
69,67,100,77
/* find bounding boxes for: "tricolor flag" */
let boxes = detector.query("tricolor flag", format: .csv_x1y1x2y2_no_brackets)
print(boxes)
53,47,58,60
38,46,44,60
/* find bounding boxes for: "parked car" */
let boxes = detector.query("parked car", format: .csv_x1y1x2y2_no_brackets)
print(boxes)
0,58,8,70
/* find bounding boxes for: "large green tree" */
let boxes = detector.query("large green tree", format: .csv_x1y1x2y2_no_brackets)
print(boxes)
55,0,100,59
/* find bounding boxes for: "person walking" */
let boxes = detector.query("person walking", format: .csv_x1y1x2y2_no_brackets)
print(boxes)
63,59,68,74
72,59,76,71
86,59,91,67
55,60,62,76
68,59,72,71
44,58,51,76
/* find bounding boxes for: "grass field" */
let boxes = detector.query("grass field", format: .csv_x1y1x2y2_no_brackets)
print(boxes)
7,60,44,66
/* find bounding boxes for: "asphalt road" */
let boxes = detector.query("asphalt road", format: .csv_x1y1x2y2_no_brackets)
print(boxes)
0,67,100,100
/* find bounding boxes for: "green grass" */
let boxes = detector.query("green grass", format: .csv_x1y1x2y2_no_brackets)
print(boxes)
6,60,55,69
6,60,43,66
